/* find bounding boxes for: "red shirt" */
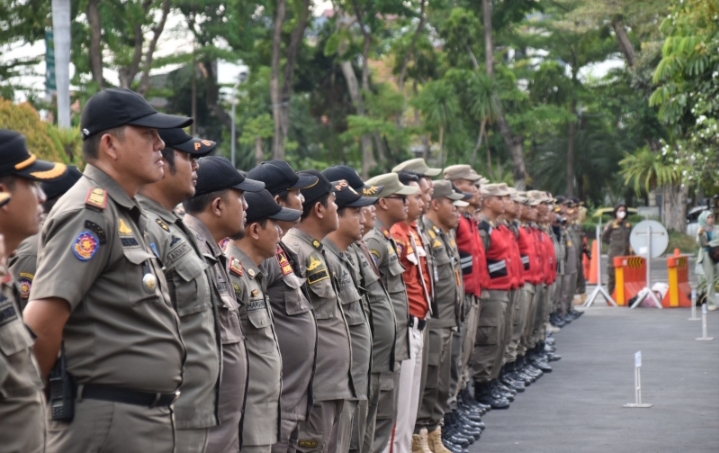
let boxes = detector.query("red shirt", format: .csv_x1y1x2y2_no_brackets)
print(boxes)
391,222,431,319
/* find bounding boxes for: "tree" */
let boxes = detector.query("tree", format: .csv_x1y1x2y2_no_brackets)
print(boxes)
412,80,460,167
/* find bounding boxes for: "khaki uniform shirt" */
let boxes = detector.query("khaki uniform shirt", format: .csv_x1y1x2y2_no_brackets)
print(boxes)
262,243,317,422
32,164,184,392
422,218,461,328
282,228,353,401
563,226,578,275
364,220,409,363
183,215,248,452
8,233,39,311
138,196,221,430
0,270,45,453
225,243,282,446
602,220,632,258
324,239,372,401
551,226,565,275
350,242,396,373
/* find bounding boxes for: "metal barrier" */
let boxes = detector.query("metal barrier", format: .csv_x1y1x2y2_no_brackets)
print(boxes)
663,251,692,308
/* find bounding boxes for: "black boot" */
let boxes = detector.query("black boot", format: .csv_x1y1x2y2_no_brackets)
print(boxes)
474,381,509,409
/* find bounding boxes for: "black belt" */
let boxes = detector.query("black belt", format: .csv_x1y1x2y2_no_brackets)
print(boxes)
409,316,427,331
77,384,180,408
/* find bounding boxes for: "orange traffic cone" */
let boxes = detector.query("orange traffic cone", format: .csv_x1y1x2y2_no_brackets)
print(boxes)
582,237,591,281
588,239,599,284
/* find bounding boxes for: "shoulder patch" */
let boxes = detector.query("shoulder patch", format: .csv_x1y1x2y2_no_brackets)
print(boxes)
167,242,191,263
308,269,329,285
277,250,293,276
170,235,181,247
18,273,33,299
232,282,242,298
230,258,244,276
84,220,107,244
307,255,324,272
73,231,100,261
85,187,107,211
395,242,404,257
155,218,170,231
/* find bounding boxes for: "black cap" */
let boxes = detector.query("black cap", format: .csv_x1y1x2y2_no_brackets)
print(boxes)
247,160,318,196
451,182,473,201
555,195,566,205
81,88,193,140
193,156,265,196
299,169,337,207
332,180,378,208
0,130,67,181
322,165,383,197
159,128,216,156
245,189,302,224
41,165,82,200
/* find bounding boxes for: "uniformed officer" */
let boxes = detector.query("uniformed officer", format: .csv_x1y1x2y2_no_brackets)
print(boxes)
10,165,81,310
602,203,632,295
247,160,318,453
25,88,189,452
246,161,319,453
322,181,377,453
137,128,219,453
441,167,489,448
283,170,354,453
323,166,397,453
0,129,66,453
226,189,301,453
362,172,417,453
549,197,567,328
415,180,466,453
182,156,265,453
472,183,512,409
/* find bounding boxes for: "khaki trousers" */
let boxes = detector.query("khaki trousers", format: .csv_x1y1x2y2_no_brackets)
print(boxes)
360,373,381,453
272,418,301,453
296,400,344,453
415,324,453,431
501,289,518,366
337,400,358,453
1,392,45,453
471,291,509,383
47,399,174,453
370,371,397,453
520,284,537,355
177,427,209,453
507,286,529,362
450,296,479,407
349,399,369,453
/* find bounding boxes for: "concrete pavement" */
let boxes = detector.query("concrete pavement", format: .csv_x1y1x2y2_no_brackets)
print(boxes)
473,306,719,453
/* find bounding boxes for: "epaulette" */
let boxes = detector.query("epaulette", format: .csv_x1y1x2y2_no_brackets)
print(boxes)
85,187,107,211
229,257,244,276
478,220,492,234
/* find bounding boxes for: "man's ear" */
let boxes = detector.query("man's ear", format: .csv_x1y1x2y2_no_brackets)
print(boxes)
100,133,119,161
211,196,223,217
377,199,389,212
314,201,324,219
249,222,261,240
0,183,10,212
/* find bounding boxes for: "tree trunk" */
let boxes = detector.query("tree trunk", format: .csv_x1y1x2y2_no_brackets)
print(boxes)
481,0,526,189
485,129,493,176
270,0,287,158
275,0,312,159
438,126,444,168
339,60,375,178
137,0,170,95
86,0,104,88
471,118,486,168
611,17,636,68
51,0,71,129
566,101,577,196
396,0,426,93
661,182,687,233
255,136,264,165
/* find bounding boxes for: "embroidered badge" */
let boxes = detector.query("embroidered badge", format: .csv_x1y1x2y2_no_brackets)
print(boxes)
73,231,99,261
247,298,265,311
118,218,133,235
277,250,293,276
395,242,404,257
232,282,242,298
170,235,181,247
84,220,107,244
167,242,191,264
85,187,107,210
307,255,323,272
298,440,318,449
0,300,18,326
369,249,380,265
121,237,139,247
308,269,329,285
362,185,380,196
18,272,33,299
230,258,244,277
155,218,169,231
312,239,321,249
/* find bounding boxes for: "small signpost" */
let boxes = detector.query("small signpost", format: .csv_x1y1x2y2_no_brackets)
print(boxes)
689,289,700,321
583,218,617,308
623,351,652,408
629,220,667,309
696,304,714,341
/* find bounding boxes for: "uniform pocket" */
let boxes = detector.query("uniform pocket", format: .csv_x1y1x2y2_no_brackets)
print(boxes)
386,259,406,294
476,326,498,346
0,309,43,397
172,256,211,316
282,274,311,316
246,302,274,354
218,304,244,345
307,280,336,320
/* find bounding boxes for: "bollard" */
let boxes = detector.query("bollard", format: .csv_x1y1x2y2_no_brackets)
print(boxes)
696,304,714,341
663,253,692,307
623,351,652,408
688,289,700,321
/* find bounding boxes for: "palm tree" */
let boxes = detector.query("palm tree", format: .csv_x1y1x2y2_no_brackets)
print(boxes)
466,72,502,170
412,80,461,167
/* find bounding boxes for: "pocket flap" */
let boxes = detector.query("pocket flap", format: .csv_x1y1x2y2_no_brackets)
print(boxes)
173,255,208,282
122,246,154,265
247,302,271,329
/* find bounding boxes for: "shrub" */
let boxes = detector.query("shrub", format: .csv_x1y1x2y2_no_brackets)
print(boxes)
0,98,68,164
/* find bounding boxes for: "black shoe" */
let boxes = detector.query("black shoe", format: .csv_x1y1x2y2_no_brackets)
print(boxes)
532,359,553,372
501,374,526,392
475,382,510,409
546,351,561,362
490,381,515,401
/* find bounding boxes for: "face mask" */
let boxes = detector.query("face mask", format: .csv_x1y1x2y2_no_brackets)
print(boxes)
617,210,626,220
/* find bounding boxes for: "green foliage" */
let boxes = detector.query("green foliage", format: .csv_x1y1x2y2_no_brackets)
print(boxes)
0,99,68,164
619,146,682,195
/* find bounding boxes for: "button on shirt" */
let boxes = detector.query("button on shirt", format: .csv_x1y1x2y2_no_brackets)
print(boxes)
138,195,221,430
225,243,282,446
31,164,184,393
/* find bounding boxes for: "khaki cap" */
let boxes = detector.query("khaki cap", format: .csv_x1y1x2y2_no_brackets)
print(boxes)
431,180,466,201
392,158,442,177
481,183,510,197
365,173,419,198
512,190,529,204
443,164,481,181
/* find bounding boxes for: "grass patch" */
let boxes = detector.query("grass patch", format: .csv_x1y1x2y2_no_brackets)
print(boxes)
667,231,698,255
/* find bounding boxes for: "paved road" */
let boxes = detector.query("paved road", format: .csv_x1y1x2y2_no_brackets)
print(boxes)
472,307,719,453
